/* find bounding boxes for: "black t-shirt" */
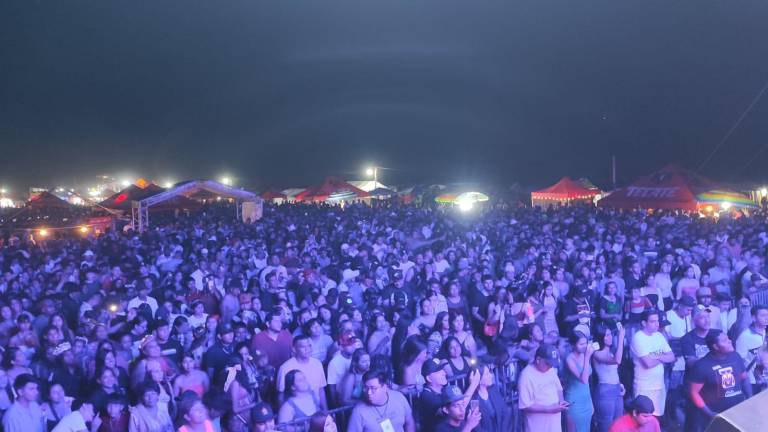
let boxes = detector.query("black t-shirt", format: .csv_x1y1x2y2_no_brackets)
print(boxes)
680,330,713,374
435,419,464,432
418,388,445,432
469,287,491,322
202,342,234,373
689,351,746,413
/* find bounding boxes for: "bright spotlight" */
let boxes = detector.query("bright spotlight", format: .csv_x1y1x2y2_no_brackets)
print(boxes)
163,181,174,188
761,188,767,197
79,226,89,233
0,188,6,194
38,229,49,237
121,180,131,187
366,168,374,177
221,177,232,186
457,200,474,212
721,202,732,210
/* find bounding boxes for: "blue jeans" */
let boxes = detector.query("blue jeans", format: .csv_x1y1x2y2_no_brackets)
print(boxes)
594,383,623,432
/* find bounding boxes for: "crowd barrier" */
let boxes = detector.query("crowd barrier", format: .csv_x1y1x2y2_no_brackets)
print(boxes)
749,287,768,307
275,359,521,432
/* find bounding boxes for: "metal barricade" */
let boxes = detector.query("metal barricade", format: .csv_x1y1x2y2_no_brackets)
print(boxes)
275,405,354,432
749,287,768,307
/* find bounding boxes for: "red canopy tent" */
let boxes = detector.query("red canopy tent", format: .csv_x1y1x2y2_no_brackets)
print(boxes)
26,191,71,209
295,177,370,202
260,190,287,201
598,165,719,211
531,177,599,206
100,183,200,212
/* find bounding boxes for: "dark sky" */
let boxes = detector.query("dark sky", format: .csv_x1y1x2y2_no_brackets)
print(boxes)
2,1,768,191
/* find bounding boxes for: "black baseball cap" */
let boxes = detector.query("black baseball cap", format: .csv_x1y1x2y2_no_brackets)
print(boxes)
421,358,448,377
253,402,275,423
535,344,559,366
631,395,655,414
441,385,465,405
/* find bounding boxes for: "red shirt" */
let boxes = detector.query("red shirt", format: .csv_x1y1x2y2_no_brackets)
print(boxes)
251,330,293,369
608,414,660,432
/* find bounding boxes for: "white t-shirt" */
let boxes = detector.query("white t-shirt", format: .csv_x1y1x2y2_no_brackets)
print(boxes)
51,411,86,432
664,310,691,372
518,364,562,432
326,352,351,386
631,330,671,390
277,357,327,400
127,296,158,316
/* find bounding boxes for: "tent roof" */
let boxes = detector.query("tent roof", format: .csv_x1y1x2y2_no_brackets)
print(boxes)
140,180,259,208
348,180,391,193
598,165,728,210
100,183,165,210
26,191,71,209
261,190,287,200
532,177,600,200
295,177,370,202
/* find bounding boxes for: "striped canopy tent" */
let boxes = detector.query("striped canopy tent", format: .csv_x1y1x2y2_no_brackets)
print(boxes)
531,177,599,206
295,177,370,203
435,191,490,205
696,190,756,209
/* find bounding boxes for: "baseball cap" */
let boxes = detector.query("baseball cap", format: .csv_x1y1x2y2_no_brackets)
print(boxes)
441,385,465,405
631,395,655,414
692,304,711,319
535,344,559,366
678,296,696,308
217,322,234,336
252,402,275,423
421,358,448,377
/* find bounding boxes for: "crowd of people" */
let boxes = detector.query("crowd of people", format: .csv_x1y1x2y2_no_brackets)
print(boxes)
0,201,766,432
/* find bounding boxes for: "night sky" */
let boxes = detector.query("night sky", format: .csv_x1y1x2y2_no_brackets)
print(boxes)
2,1,768,191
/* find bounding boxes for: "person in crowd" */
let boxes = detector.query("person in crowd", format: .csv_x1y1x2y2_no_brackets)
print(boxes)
326,330,361,406
176,392,215,432
471,364,508,432
735,305,768,393
348,369,416,432
519,345,569,432
434,385,482,432
277,369,321,425
128,381,174,432
418,358,480,432
338,348,371,406
92,393,129,432
592,323,625,432
276,334,327,408
308,411,338,432
687,330,752,431
630,310,675,418
608,395,660,432
251,311,293,371
397,336,428,389
564,331,594,432
439,336,473,378
50,400,94,432
173,354,210,398
2,374,45,432
41,382,72,431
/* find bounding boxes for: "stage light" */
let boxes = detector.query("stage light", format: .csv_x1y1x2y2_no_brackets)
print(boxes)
721,202,732,210
38,229,49,237
121,180,131,187
221,177,232,186
79,226,89,233
761,188,767,197
457,200,474,212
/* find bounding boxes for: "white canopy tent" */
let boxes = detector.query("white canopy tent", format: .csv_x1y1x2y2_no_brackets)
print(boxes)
132,180,262,230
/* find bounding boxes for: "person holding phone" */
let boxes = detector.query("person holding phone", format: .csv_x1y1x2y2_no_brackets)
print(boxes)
519,345,570,432
471,365,509,432
565,332,595,432
435,385,482,432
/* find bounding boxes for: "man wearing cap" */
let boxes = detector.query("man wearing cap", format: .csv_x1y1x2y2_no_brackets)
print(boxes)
663,296,694,426
418,358,480,432
518,344,569,432
608,395,660,432
327,330,361,406
252,402,277,432
434,385,482,432
202,322,235,379
687,330,752,432
348,369,415,432
696,287,722,330
276,334,328,408
630,310,675,418
680,305,714,371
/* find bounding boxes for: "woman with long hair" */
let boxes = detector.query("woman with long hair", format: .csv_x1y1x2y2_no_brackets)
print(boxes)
365,313,393,357
449,312,477,357
173,354,210,398
540,282,559,335
2,347,32,385
471,365,510,432
337,349,371,406
439,336,473,377
396,335,428,389
129,381,174,432
427,311,451,356
728,297,753,341
591,324,626,432
41,382,72,431
277,370,321,426
564,331,595,432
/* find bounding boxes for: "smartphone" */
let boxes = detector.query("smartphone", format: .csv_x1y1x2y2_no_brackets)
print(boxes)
615,322,622,331
470,400,480,412
592,342,600,351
